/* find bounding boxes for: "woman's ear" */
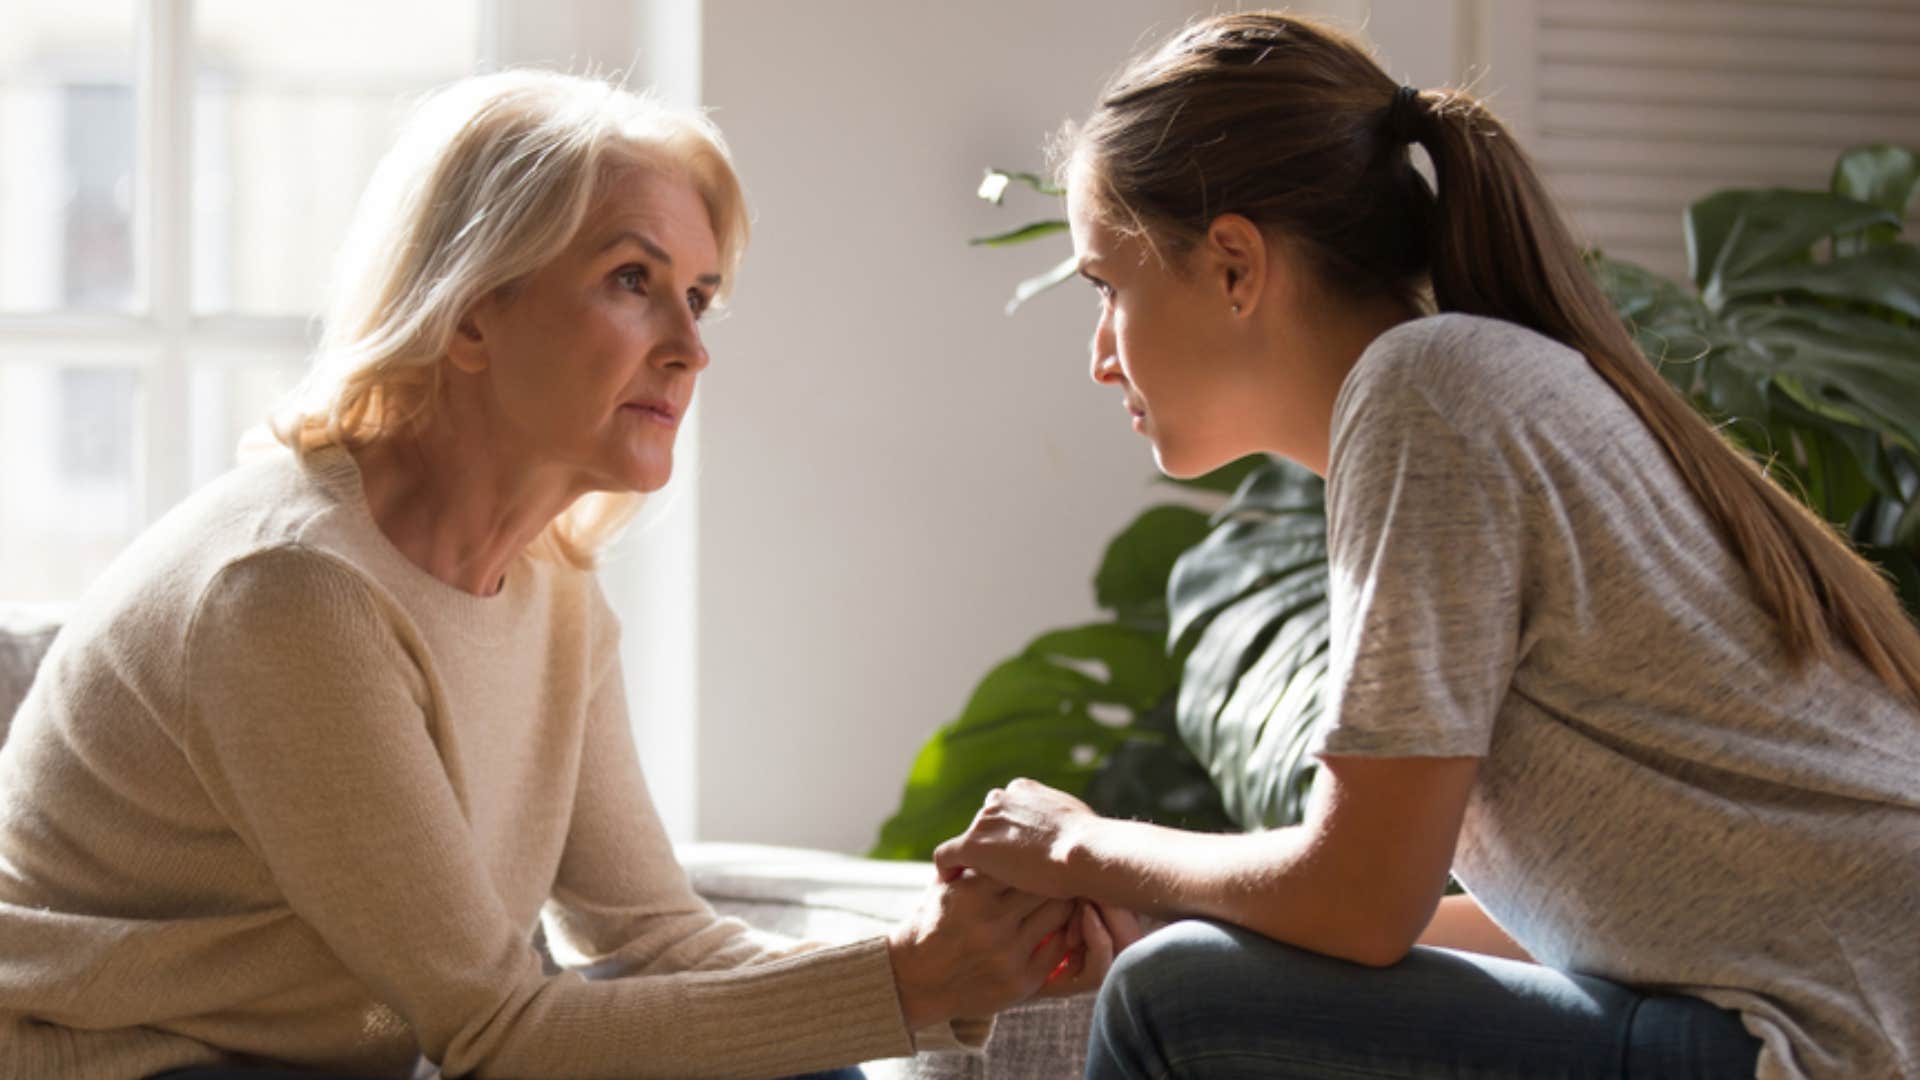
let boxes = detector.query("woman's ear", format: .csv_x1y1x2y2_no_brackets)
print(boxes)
446,302,491,375
1205,213,1267,318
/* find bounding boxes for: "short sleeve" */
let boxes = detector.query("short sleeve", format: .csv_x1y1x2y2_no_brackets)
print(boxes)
1316,339,1531,759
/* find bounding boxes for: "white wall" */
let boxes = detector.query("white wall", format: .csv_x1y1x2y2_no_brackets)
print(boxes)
677,1,1485,853
692,0,1209,852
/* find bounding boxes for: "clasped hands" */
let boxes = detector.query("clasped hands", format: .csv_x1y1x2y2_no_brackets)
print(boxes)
886,779,1142,1031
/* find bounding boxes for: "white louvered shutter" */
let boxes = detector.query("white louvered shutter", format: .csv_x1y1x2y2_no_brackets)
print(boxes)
1487,0,1920,282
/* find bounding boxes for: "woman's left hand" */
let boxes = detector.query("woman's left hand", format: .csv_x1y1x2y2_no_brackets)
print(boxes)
933,778,1100,898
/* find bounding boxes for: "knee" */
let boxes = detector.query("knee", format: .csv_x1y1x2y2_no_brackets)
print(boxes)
1093,920,1242,1037
1090,920,1285,1078
1105,919,1240,1002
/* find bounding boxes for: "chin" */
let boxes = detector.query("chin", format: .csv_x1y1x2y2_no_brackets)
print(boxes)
1151,441,1233,482
609,452,674,495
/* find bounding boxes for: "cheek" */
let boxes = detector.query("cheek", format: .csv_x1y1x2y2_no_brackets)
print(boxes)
1114,300,1175,388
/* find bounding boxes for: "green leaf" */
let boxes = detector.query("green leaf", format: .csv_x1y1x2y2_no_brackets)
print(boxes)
1214,457,1327,519
1026,622,1181,710
1897,499,1920,550
1084,695,1237,833
1174,570,1331,829
1589,251,1734,400
1160,458,1332,830
1831,145,1920,253
1719,305,1920,452
1004,253,1079,315
870,620,1221,860
1686,189,1898,304
1095,504,1213,623
969,219,1070,248
870,705,1123,860
977,168,1065,205
1859,543,1920,628
1166,461,1325,647
1167,519,1326,650
1797,424,1878,527
1720,244,1920,321
1767,389,1906,505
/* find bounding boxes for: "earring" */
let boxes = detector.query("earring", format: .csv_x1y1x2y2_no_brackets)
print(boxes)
1232,302,1242,315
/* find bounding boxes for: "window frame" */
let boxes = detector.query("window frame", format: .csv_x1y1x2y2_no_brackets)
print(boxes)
0,0,501,526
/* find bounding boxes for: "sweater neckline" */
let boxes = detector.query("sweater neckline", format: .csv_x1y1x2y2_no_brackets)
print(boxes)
300,444,545,635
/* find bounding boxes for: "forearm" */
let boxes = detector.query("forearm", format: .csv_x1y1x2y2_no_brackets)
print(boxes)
1415,893,1532,962
1064,816,1431,966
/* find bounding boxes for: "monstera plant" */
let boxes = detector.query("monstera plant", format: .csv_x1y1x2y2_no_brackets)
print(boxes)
873,146,1920,858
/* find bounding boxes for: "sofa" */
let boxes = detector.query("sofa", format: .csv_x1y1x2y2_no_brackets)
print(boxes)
0,605,1094,1078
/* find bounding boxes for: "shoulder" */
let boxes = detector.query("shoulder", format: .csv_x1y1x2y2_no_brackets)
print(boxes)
566,566,624,676
187,545,393,656
1334,314,1588,445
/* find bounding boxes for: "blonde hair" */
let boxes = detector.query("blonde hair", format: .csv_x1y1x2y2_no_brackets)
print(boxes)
270,68,749,569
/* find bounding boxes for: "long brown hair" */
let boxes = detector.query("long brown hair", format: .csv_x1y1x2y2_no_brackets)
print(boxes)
1066,11,1920,702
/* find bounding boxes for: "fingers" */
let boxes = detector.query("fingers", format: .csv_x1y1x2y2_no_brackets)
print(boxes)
1094,902,1146,953
1081,902,1115,965
1018,897,1077,951
1025,918,1075,985
931,836,968,881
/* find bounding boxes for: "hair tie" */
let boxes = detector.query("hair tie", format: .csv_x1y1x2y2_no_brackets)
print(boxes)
1385,84,1424,145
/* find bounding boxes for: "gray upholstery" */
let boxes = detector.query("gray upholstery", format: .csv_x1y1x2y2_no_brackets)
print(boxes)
0,609,1093,1078
0,604,62,745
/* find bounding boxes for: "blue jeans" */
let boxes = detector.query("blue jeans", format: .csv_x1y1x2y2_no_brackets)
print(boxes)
1087,920,1761,1079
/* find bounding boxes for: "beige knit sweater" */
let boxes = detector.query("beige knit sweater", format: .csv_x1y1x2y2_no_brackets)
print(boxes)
0,446,970,1079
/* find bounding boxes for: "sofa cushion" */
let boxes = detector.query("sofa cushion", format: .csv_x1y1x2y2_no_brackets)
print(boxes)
0,605,63,744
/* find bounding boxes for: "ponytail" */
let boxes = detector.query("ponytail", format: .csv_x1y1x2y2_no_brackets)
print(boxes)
1406,89,1920,701
1072,12,1920,702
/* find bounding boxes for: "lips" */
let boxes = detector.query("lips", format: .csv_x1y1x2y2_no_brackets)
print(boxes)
621,397,682,428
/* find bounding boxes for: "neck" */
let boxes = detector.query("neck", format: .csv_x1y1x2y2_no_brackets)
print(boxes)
1257,291,1422,476
351,408,583,597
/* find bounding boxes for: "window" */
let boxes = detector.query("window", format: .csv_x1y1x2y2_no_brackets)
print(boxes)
0,0,479,603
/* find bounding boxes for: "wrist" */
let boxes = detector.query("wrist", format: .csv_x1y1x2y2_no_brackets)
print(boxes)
885,926,942,1032
1058,812,1116,895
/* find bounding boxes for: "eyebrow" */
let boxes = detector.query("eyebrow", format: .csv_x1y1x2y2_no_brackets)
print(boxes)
601,230,723,287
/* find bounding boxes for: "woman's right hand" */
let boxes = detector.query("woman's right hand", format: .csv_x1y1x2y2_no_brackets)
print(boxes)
885,869,1076,1031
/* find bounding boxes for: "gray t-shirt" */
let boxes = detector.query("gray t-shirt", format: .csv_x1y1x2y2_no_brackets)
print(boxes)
1317,313,1920,1080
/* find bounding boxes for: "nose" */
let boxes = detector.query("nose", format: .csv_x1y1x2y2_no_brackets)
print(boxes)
654,306,711,374
1089,316,1120,387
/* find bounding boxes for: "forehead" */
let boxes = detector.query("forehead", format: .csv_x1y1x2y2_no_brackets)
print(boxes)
1065,167,1143,269
1065,164,1101,243
576,165,719,269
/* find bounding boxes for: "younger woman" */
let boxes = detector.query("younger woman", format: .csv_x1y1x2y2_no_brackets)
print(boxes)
936,13,1920,1080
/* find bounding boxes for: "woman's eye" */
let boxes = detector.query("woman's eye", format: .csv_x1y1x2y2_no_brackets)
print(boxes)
687,291,710,319
616,265,648,292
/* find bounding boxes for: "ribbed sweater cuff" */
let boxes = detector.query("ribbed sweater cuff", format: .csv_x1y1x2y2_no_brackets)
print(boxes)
680,936,914,1076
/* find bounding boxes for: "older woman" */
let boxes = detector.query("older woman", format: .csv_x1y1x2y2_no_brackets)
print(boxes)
0,71,1110,1080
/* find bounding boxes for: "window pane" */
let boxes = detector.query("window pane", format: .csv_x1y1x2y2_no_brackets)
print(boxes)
0,362,143,603
193,1,480,317
188,359,307,491
0,0,138,315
